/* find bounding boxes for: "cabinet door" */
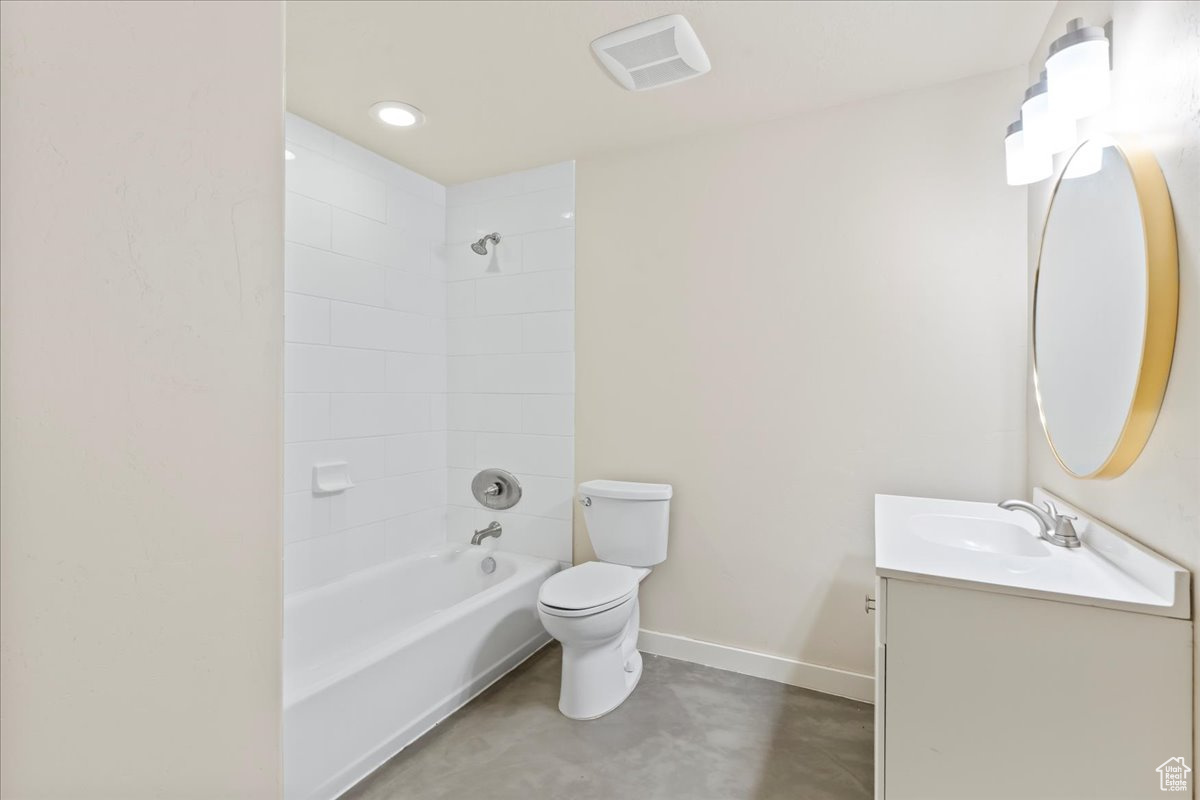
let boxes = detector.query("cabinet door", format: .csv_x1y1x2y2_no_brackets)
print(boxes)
883,579,1191,800
874,576,887,800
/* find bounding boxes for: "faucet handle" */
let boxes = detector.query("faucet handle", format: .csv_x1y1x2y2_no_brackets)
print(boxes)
1043,500,1077,521
1042,500,1083,548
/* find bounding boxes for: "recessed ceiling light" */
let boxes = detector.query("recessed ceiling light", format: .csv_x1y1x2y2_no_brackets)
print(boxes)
369,101,425,128
284,149,296,161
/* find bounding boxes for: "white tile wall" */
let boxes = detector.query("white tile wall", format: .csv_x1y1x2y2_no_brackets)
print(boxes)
285,113,574,589
444,163,575,564
284,114,447,595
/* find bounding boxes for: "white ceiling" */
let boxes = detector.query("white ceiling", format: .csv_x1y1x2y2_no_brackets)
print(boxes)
286,0,1054,185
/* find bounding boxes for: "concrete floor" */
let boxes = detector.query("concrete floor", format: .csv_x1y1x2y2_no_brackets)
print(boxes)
344,644,874,800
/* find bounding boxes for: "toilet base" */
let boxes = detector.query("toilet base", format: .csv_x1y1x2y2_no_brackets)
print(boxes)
561,650,642,720
555,599,643,720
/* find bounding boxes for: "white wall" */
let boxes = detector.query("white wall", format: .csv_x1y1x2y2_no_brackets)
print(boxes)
445,165,576,563
1023,0,1200,765
0,1,283,796
284,114,449,594
575,68,1028,681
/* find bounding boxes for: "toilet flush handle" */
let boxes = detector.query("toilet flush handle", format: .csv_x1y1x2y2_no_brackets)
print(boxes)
579,496,592,507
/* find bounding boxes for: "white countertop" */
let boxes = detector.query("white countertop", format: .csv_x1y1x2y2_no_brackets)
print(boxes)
875,490,1190,619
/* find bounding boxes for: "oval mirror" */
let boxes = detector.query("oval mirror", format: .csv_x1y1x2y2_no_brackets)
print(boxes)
1033,138,1178,479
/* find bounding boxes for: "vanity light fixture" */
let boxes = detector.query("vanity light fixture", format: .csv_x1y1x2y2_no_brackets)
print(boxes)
1062,138,1105,180
1005,120,1052,186
1021,72,1076,155
369,101,425,128
1046,18,1111,119
1005,17,1110,187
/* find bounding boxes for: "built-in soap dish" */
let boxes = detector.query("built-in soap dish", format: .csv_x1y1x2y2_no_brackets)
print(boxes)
312,461,354,495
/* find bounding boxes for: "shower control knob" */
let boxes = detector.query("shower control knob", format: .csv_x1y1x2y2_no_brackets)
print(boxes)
471,468,522,510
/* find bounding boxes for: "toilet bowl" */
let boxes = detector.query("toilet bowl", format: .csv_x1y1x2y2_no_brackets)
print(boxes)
537,562,649,719
538,480,672,720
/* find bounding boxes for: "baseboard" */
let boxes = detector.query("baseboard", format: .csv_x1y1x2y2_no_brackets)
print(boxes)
638,628,874,703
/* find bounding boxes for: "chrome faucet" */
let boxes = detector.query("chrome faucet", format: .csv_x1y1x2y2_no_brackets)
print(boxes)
997,499,1081,548
471,521,502,546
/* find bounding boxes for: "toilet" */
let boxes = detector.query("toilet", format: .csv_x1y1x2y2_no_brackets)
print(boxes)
537,479,672,720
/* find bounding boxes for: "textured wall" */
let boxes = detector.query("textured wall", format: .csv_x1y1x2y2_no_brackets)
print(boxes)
575,68,1028,680
0,1,284,796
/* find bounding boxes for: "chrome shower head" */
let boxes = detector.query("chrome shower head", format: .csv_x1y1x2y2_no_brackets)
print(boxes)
471,232,501,255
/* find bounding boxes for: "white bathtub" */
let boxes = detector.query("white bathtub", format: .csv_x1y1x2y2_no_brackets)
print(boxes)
283,544,561,800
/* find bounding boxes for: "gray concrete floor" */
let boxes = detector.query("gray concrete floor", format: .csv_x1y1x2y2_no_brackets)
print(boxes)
343,644,873,800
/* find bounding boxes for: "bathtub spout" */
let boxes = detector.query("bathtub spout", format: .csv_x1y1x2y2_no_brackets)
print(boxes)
471,521,502,546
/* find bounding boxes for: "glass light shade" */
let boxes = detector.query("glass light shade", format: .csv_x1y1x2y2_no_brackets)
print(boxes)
1063,139,1104,179
1021,86,1077,154
1005,122,1052,186
1047,37,1110,119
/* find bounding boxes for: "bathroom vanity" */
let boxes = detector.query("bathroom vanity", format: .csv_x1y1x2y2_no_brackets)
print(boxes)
873,490,1192,800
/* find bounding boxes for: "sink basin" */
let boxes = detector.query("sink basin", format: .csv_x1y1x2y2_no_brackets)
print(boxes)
876,492,1191,618
909,513,1049,558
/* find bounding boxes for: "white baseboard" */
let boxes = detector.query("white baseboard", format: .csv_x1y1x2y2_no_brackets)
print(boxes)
638,628,874,704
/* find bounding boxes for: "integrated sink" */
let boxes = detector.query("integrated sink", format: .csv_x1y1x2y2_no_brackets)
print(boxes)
909,513,1049,558
875,491,1191,618
874,491,1193,800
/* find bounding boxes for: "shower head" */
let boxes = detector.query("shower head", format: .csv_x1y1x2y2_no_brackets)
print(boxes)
471,232,501,255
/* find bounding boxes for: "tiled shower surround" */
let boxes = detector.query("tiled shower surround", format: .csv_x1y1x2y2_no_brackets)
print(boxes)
444,165,576,563
283,114,574,593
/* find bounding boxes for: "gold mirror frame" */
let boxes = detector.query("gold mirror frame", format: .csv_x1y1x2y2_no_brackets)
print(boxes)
1032,137,1179,479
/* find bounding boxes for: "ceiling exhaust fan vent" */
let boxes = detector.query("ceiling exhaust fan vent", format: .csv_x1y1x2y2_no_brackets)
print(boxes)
591,14,711,92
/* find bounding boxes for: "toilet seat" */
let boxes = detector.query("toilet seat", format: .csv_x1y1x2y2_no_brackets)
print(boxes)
538,591,635,618
538,562,645,617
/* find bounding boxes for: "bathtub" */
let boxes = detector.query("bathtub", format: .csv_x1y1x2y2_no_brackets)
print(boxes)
283,544,561,800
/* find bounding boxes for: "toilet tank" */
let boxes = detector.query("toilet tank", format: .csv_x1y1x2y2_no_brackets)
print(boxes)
579,479,673,567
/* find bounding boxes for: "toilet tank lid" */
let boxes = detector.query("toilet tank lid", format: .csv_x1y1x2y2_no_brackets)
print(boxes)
579,479,672,500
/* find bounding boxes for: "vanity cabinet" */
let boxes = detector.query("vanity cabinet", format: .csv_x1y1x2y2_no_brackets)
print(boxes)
874,577,1192,800
874,490,1193,800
